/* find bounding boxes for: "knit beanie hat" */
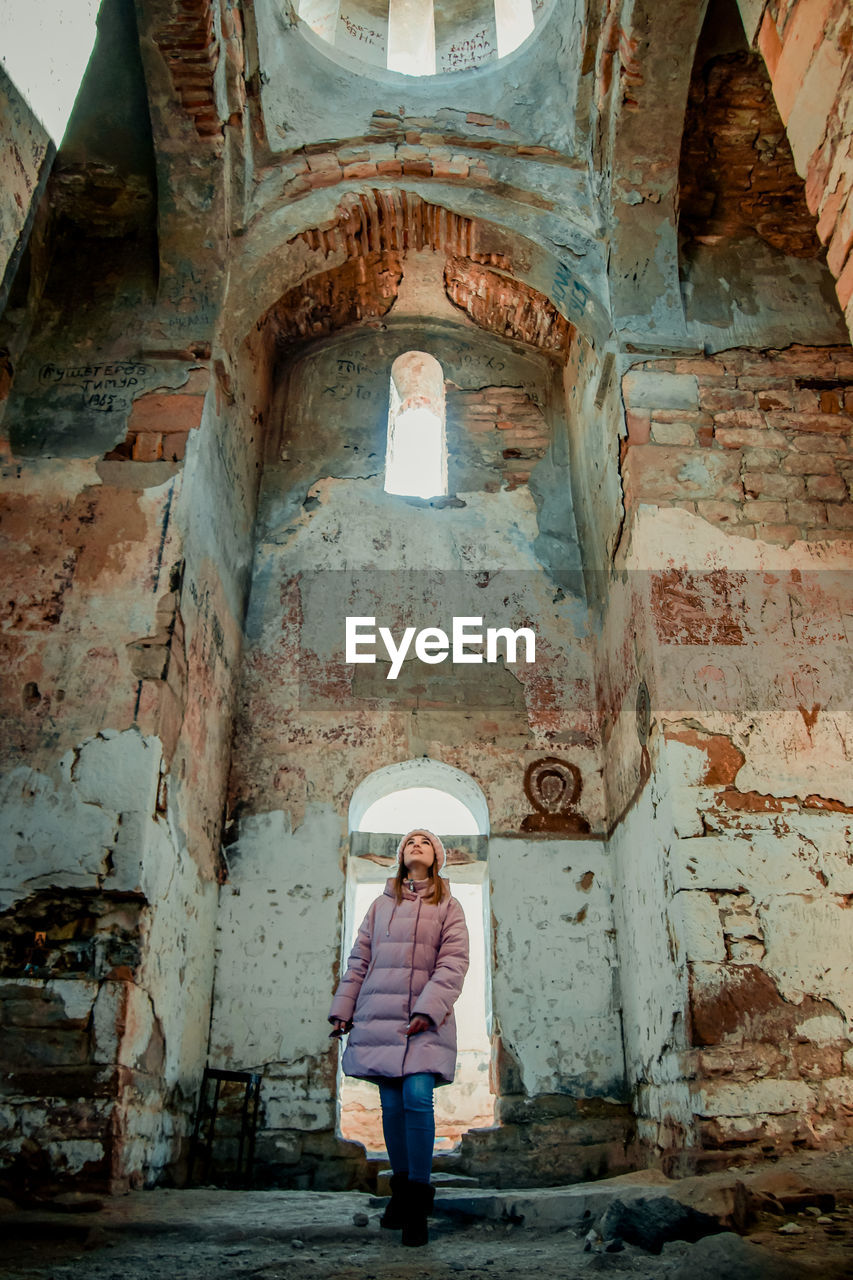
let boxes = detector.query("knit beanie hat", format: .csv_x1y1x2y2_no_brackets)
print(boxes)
396,828,447,873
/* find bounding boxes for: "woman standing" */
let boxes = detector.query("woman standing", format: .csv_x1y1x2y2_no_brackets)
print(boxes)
329,828,469,1247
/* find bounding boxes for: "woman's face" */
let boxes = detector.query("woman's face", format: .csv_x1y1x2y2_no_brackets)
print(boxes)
402,831,436,875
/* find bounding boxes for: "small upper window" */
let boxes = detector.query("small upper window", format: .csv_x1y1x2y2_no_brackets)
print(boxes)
384,351,446,500
295,0,541,77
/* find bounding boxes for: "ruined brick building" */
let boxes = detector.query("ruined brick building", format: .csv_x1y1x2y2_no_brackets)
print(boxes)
1,0,852,1195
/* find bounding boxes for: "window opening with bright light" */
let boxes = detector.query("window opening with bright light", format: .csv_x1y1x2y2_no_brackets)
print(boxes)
384,351,447,500
295,0,539,76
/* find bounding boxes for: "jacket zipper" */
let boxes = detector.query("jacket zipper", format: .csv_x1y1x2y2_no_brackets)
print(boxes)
400,893,422,1073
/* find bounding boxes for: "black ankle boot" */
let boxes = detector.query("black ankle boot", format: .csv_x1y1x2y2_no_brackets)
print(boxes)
402,1179,434,1247
379,1173,409,1229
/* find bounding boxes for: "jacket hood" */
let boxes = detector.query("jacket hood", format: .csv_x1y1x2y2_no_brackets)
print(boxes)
383,875,446,900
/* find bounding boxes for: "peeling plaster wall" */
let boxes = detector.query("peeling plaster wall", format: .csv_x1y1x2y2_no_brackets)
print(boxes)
256,0,585,158
209,319,632,1185
607,769,695,1162
0,221,264,1187
604,337,853,1164
488,838,623,1100
0,66,52,314
209,808,346,1171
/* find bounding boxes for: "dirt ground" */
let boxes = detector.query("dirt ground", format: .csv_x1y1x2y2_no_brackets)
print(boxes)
2,1149,852,1280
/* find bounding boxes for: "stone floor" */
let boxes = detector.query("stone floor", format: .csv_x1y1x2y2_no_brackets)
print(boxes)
2,1149,852,1280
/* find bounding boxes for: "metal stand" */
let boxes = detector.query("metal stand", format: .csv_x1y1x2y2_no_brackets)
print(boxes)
187,1067,262,1188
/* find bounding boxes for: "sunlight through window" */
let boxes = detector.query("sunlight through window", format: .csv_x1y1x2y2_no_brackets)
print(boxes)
384,351,447,500
387,0,436,76
495,0,534,58
297,0,340,43
359,786,480,834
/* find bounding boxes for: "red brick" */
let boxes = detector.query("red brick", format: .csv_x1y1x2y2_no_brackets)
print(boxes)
836,251,853,311
699,387,754,411
695,500,744,525
163,432,189,461
787,432,848,454
671,358,728,377
816,176,846,243
742,471,805,499
623,445,742,503
755,523,801,544
715,426,787,449
806,473,848,500
183,367,210,395
757,11,783,78
432,159,469,179
819,389,843,413
131,431,163,462
625,410,650,444
770,412,852,435
713,409,766,430
787,499,827,525
129,393,204,434
650,421,695,445
743,447,785,469
375,160,403,176
649,410,713,426
756,390,794,410
342,162,378,179
735,375,794,390
305,150,340,172
401,160,433,177
791,389,820,411
827,191,853,277
827,503,853,528
780,452,838,474
307,166,343,189
772,0,835,123
743,499,787,523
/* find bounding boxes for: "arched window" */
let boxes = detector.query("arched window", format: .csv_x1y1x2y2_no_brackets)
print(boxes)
384,351,447,500
339,759,494,1154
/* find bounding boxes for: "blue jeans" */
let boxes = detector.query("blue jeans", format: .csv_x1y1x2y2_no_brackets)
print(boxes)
377,1073,436,1185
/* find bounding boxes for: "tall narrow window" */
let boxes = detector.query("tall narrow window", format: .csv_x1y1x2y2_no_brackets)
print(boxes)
495,0,534,58
387,0,436,76
297,0,340,43
384,351,447,500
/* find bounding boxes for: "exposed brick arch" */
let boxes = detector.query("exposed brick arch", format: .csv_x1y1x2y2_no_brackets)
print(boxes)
261,190,574,357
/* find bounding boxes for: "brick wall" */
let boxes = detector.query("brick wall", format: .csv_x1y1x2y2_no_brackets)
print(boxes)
748,0,853,334
448,385,550,491
622,345,853,545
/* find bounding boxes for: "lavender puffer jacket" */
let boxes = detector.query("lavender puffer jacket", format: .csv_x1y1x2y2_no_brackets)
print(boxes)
329,877,469,1085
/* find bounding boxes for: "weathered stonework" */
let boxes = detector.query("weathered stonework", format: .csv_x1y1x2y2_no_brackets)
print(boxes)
0,0,852,1196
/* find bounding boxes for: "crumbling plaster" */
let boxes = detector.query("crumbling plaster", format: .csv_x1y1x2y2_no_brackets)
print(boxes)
1,0,853,1195
255,0,584,158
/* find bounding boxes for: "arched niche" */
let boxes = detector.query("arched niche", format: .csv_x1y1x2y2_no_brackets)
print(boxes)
348,756,490,836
